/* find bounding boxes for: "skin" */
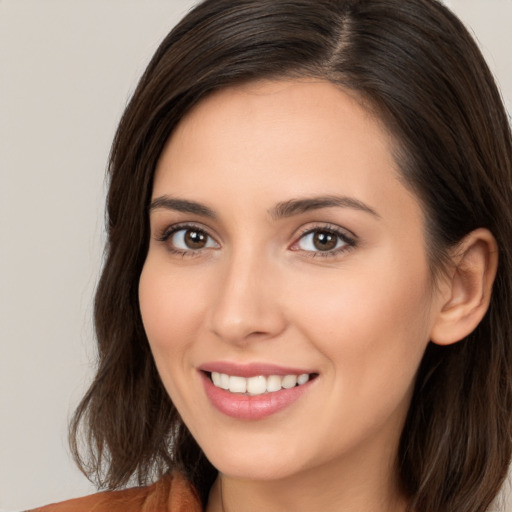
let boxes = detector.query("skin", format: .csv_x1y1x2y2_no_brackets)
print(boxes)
138,80,494,511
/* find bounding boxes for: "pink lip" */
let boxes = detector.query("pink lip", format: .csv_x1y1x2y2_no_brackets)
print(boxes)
198,361,314,377
198,365,317,420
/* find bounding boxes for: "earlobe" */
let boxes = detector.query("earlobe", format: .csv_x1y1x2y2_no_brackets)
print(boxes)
430,228,498,346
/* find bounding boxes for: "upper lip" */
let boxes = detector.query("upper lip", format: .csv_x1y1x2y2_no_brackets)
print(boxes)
198,361,316,378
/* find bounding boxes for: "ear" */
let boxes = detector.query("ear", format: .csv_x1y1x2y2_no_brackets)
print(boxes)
430,228,498,346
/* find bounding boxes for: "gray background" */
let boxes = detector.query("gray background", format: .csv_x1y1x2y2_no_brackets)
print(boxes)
1,1,511,510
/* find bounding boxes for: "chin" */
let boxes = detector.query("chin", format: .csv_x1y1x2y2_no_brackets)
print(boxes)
199,435,316,482
211,458,302,482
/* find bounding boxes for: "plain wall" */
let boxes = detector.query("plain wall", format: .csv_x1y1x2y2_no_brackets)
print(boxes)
1,1,511,510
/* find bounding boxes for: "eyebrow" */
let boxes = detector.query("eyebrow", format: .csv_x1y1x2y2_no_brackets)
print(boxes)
148,194,380,220
269,195,380,220
149,196,217,218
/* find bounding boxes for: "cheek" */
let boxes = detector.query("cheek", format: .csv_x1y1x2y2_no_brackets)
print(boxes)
138,256,217,421
289,254,433,396
138,257,207,365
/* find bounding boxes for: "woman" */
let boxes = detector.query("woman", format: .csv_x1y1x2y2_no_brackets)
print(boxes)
31,0,512,511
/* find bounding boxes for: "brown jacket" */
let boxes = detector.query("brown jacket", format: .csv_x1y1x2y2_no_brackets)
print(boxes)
28,472,203,512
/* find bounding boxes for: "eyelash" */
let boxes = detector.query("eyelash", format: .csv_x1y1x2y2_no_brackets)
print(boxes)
292,224,356,258
155,223,216,258
155,223,357,258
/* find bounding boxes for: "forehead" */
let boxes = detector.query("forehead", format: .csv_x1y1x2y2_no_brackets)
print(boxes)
153,79,422,233
169,79,390,151
156,80,398,185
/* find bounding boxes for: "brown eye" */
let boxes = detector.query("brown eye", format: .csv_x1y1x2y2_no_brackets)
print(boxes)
296,228,351,254
312,231,338,251
184,229,208,249
169,227,218,251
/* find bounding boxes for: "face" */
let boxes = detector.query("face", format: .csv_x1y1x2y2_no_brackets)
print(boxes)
139,80,441,483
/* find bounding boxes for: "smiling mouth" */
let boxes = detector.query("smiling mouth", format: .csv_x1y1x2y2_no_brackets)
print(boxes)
206,371,318,396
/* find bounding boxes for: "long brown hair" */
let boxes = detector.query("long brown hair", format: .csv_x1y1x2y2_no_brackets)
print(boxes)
70,1,512,510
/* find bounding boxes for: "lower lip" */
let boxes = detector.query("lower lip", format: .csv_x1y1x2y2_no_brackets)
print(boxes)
200,372,315,420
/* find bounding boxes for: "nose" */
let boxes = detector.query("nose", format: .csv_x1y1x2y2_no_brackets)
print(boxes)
207,249,287,345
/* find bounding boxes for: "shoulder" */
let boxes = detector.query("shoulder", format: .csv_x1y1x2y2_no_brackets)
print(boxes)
27,472,203,512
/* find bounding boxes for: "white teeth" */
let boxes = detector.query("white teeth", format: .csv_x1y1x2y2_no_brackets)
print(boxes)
266,375,282,392
247,376,267,395
210,372,312,395
211,372,221,387
282,375,297,389
219,373,230,390
297,373,309,385
229,376,247,393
